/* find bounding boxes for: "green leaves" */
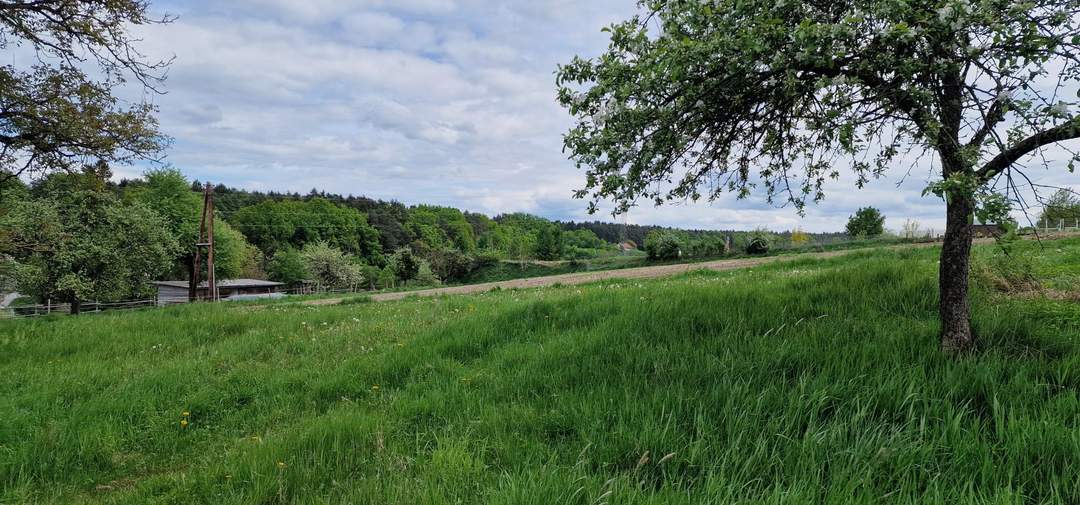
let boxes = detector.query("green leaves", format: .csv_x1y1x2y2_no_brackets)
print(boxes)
558,0,1080,216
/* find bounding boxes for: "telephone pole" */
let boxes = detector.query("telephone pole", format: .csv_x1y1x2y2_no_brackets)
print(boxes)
190,183,218,302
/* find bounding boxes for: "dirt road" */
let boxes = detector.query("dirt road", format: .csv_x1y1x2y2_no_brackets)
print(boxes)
304,242,943,306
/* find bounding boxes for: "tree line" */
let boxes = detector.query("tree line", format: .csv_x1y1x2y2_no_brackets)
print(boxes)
1,166,896,313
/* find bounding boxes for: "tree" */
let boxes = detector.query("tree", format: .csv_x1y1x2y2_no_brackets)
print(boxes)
902,219,923,240
644,230,682,260
298,242,364,291
557,0,1080,352
428,247,473,283
563,228,606,250
0,1,171,183
790,228,811,246
391,249,420,286
126,169,260,280
534,225,564,260
267,248,307,287
846,207,886,238
2,173,175,313
1040,189,1080,227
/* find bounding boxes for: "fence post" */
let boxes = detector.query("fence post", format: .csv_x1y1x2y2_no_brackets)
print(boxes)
46,298,51,315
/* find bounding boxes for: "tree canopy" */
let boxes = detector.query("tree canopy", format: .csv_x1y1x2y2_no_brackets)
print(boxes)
845,207,886,237
1,168,175,312
557,0,1080,352
229,198,382,263
1040,188,1080,225
0,0,171,182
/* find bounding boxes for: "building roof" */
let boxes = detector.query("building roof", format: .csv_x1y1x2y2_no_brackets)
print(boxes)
153,279,284,289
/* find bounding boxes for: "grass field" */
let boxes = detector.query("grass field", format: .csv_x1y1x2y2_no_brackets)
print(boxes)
1,238,1078,504
460,235,938,285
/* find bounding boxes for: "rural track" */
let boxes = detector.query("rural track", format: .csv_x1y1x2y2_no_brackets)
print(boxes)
302,241,953,307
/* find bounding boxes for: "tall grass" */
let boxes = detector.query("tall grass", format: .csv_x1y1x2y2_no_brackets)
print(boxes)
1,240,1078,504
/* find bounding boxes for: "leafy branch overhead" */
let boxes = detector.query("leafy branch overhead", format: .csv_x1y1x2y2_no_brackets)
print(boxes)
556,0,1080,214
0,0,174,180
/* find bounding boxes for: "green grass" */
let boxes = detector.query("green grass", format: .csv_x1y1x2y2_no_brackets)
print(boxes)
463,235,932,285
1,239,1079,504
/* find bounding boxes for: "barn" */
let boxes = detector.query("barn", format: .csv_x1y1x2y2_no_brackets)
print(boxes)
153,279,286,305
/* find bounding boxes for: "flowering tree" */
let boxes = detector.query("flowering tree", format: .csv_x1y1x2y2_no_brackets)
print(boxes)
557,0,1080,353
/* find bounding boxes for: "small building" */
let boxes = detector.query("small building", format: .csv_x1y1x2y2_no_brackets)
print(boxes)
153,279,285,305
972,224,1005,238
617,240,638,253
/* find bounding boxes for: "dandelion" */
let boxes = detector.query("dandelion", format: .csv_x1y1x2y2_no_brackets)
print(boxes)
182,411,190,417
371,384,380,391
277,461,287,469
180,419,189,428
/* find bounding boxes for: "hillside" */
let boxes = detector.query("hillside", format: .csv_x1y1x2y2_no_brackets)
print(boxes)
1,238,1078,504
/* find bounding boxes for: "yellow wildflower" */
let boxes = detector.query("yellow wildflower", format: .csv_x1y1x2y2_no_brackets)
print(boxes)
180,419,189,428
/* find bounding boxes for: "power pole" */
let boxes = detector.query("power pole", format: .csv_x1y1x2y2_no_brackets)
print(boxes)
191,183,218,302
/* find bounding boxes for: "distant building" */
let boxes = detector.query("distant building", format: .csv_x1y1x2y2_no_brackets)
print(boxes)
617,240,638,253
153,279,285,305
972,224,1005,238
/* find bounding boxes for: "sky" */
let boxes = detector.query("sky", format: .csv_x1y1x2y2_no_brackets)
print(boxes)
102,0,1080,233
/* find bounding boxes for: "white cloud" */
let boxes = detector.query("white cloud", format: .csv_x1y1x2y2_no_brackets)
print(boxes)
108,0,1080,233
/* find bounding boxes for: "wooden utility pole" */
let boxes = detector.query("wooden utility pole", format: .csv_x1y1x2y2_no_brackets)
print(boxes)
190,183,218,302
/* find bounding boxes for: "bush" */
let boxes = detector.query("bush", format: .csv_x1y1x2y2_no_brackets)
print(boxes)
428,247,473,283
644,230,682,260
473,253,500,270
745,231,771,255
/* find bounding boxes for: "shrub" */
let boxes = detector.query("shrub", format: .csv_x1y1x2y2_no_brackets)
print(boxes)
745,230,771,255
790,228,810,246
644,230,682,260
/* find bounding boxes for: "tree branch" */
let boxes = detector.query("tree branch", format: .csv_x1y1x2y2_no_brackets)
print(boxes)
976,116,1080,182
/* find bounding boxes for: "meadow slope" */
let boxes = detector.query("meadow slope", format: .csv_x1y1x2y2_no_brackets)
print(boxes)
1,238,1079,504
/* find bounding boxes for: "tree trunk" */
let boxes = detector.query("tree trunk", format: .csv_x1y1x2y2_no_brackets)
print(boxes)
69,297,81,315
939,194,975,353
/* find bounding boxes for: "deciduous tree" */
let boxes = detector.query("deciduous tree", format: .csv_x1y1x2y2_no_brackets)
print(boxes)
558,0,1080,352
2,169,175,313
0,0,172,183
846,207,886,237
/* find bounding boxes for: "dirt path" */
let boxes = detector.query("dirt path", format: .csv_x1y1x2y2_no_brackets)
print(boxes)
304,242,945,306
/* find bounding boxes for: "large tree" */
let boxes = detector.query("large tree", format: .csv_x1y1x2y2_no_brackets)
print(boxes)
557,0,1080,353
125,169,259,280
0,0,172,183
2,167,175,313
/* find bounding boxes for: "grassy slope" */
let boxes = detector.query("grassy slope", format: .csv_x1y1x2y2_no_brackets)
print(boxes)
1,239,1079,504
461,236,934,285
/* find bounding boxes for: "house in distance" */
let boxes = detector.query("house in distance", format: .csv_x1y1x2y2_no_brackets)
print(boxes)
153,279,285,305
